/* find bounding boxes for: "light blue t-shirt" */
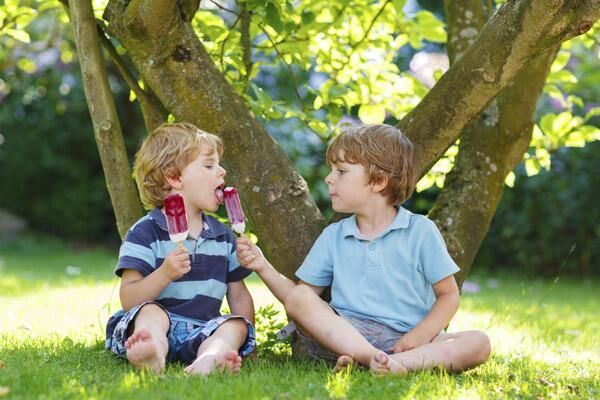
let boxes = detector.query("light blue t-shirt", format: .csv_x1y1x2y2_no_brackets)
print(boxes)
296,207,460,333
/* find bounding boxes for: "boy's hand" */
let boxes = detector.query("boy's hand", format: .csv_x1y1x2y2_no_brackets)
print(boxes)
236,236,268,273
160,245,191,281
391,330,432,353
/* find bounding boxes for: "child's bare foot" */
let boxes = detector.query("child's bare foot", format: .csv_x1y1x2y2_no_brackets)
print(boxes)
369,351,407,376
125,329,166,373
334,355,356,373
184,350,242,376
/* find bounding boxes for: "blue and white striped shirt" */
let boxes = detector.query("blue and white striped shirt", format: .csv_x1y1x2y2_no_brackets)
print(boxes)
116,208,251,321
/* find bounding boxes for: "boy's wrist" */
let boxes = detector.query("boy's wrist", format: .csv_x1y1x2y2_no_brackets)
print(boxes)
156,264,175,282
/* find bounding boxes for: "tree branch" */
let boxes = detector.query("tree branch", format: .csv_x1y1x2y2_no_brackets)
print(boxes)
97,21,167,130
66,0,143,238
398,0,600,178
240,3,253,90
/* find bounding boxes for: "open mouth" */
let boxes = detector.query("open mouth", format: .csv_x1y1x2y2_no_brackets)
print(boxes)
215,184,225,204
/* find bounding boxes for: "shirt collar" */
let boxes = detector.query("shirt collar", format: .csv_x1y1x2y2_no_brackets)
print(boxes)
342,206,411,239
150,208,227,239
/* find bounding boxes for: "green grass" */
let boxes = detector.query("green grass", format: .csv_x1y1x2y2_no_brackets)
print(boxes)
1,236,598,399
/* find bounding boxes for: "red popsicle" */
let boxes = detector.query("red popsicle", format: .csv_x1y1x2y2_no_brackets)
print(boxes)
223,187,245,235
164,193,189,243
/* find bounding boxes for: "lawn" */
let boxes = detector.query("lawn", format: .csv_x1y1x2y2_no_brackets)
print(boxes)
0,236,598,399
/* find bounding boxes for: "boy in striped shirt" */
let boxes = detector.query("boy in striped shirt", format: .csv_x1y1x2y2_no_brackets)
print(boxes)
105,123,255,375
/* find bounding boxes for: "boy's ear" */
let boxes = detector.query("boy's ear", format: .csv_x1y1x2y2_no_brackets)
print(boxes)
165,174,183,190
370,175,389,193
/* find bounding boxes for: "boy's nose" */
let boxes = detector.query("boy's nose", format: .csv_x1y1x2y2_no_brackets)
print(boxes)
219,166,226,176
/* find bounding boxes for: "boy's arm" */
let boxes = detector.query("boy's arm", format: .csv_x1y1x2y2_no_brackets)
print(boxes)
119,246,191,311
392,275,460,353
236,237,325,303
226,280,255,325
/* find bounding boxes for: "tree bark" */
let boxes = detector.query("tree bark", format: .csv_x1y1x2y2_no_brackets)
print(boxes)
67,0,143,239
432,0,559,286
103,0,326,279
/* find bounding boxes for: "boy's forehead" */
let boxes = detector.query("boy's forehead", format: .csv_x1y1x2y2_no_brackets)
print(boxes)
198,145,219,158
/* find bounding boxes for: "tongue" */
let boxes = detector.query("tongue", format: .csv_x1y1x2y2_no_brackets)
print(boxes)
215,188,224,204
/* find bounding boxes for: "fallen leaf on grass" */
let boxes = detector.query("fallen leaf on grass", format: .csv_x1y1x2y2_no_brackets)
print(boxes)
0,387,10,397
0,360,4,368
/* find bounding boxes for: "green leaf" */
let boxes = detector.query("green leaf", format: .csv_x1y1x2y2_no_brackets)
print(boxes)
5,28,30,43
584,107,600,121
539,113,556,136
415,11,446,43
504,171,515,188
550,51,570,73
358,104,386,124
313,96,323,110
301,10,315,25
265,2,283,32
392,0,407,14
548,70,577,84
524,158,540,177
415,174,434,192
552,111,573,136
308,120,329,137
577,125,600,141
251,83,273,108
565,131,585,147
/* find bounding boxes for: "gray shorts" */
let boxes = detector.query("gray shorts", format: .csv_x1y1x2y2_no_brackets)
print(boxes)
295,308,404,363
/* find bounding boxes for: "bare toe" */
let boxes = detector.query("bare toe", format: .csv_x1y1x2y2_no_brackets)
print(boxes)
334,355,355,373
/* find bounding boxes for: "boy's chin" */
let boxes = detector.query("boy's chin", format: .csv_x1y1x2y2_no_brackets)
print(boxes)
331,204,348,214
205,203,220,213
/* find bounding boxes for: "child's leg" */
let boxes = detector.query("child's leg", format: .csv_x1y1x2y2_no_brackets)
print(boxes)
381,330,491,373
285,285,407,374
125,303,170,373
184,319,247,376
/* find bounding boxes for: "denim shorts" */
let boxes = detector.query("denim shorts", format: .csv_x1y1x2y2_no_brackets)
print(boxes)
105,301,255,365
296,308,404,362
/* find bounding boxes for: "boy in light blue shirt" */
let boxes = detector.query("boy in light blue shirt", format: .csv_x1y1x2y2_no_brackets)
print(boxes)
237,124,490,374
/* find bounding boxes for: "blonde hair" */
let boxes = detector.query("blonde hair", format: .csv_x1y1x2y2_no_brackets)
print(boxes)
326,124,416,205
133,122,223,209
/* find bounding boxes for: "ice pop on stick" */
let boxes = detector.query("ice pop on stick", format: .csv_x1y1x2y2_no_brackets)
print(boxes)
164,193,189,243
223,187,245,235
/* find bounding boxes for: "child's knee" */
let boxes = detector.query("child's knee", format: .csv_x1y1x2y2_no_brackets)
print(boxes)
461,330,491,365
134,303,169,327
222,318,248,336
472,331,491,363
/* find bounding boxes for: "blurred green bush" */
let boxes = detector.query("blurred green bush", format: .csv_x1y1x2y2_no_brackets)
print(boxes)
0,64,144,243
476,142,600,278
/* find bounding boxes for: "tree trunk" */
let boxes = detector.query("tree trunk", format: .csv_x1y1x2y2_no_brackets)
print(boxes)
431,0,559,286
103,0,326,279
67,0,142,239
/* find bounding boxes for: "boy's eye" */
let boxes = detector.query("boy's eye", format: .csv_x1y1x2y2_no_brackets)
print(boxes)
337,169,346,174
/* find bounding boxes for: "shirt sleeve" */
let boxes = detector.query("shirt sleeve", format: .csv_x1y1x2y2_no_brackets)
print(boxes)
115,224,156,277
226,232,253,282
295,227,334,287
418,220,460,285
